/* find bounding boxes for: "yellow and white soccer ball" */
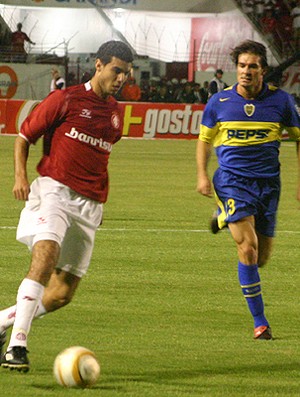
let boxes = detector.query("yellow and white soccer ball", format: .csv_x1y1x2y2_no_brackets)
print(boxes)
53,346,100,388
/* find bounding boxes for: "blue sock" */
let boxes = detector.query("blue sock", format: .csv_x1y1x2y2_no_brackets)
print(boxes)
238,261,269,328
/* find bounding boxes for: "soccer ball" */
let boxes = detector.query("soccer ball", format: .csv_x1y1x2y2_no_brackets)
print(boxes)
53,346,100,388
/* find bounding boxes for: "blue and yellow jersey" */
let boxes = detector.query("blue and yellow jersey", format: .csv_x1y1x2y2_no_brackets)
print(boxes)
199,83,300,178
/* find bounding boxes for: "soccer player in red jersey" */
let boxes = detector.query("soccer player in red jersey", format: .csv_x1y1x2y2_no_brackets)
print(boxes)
0,40,133,371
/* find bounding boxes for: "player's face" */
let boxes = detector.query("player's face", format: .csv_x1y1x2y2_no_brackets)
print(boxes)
236,53,265,93
95,56,132,98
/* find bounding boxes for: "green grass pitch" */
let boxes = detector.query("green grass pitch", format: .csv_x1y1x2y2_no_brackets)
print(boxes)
0,135,300,396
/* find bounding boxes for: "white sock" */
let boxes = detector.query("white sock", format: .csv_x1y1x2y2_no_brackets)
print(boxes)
9,278,44,348
0,301,47,334
0,306,17,334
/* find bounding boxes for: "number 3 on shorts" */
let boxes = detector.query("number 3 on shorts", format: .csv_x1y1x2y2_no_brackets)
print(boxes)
227,198,236,215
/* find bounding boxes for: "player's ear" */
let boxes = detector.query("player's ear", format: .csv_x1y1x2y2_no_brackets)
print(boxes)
95,59,104,72
261,65,267,76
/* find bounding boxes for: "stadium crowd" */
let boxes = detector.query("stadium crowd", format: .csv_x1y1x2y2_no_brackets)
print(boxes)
238,0,300,53
116,76,210,104
116,74,300,105
72,69,300,104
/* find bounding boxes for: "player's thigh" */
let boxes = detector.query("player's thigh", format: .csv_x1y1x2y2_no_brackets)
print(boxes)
213,169,258,224
228,215,257,246
17,177,70,248
56,221,96,278
56,200,102,278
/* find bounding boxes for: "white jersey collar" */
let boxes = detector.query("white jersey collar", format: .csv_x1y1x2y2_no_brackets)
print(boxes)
84,81,92,91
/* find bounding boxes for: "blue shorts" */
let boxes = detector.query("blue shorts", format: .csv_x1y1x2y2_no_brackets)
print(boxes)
212,168,280,237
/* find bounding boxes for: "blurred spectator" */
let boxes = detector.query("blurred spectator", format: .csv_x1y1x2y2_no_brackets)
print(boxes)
192,83,203,103
139,78,150,101
0,24,11,61
260,10,277,42
177,82,197,103
67,72,77,87
151,84,174,102
278,9,294,53
254,0,265,20
120,76,141,101
50,68,66,92
273,0,283,19
200,80,209,104
291,0,300,50
11,22,35,63
173,78,189,102
0,24,4,46
169,78,180,101
264,0,276,13
208,69,228,99
147,77,161,101
240,0,255,15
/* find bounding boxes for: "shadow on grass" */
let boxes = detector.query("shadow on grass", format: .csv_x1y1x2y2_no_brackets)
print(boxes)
31,361,300,393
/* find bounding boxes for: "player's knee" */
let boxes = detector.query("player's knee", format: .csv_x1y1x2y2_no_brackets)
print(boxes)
239,243,258,264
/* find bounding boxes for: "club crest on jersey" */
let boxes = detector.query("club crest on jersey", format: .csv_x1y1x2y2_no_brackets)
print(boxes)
244,104,255,117
111,112,120,129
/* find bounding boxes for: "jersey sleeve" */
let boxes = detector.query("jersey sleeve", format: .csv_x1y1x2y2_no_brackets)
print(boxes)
199,96,219,143
20,90,67,144
283,94,300,141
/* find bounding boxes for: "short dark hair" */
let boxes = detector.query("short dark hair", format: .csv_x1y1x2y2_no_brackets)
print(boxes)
96,40,134,65
230,40,268,69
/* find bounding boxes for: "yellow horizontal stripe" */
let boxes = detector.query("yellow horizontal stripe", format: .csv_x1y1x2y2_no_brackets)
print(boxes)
244,291,262,298
240,281,261,288
213,121,282,147
199,121,286,147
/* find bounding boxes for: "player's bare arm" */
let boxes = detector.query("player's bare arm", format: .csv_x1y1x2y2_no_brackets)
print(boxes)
13,135,30,201
196,139,213,197
297,141,300,202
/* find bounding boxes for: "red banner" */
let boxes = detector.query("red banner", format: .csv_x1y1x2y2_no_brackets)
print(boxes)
0,99,204,139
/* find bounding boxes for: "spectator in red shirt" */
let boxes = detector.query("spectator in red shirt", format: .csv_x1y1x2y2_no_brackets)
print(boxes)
120,76,141,101
11,23,35,63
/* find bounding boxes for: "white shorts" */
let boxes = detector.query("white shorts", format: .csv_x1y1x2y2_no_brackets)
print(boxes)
17,176,103,278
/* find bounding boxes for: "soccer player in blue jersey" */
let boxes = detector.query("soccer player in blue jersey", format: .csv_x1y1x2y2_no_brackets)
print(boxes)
196,40,300,340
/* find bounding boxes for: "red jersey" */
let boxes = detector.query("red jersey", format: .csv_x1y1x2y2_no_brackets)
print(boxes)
21,81,123,203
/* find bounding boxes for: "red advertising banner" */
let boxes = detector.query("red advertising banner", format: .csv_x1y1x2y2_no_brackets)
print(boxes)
121,102,203,139
189,16,253,77
0,99,204,140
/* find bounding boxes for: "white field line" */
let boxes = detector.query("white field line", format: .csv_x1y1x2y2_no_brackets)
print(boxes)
0,226,299,234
